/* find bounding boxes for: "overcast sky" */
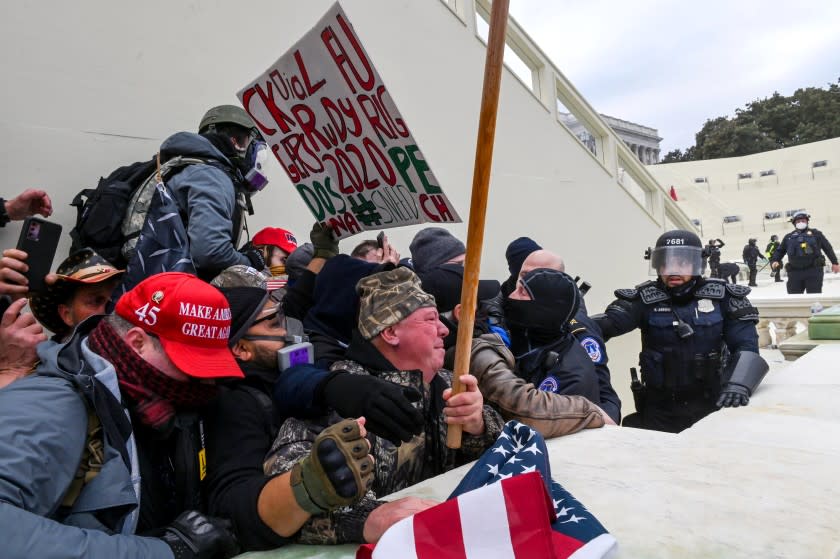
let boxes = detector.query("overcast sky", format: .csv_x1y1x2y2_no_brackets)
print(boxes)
507,0,840,154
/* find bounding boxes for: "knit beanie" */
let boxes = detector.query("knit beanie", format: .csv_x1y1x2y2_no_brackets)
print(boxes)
505,237,542,277
409,227,465,274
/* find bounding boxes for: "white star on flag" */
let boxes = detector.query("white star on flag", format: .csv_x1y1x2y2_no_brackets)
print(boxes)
492,446,511,457
523,443,542,455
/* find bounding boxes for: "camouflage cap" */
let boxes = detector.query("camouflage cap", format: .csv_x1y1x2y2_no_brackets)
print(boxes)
210,265,269,289
356,267,436,340
30,248,124,336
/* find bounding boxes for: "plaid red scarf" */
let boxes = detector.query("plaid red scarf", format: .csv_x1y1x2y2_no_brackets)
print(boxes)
88,320,218,432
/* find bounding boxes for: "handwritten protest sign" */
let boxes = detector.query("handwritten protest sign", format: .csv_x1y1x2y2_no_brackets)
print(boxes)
238,2,460,239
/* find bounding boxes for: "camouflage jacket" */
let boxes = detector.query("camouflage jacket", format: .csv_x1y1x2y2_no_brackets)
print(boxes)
263,337,505,545
447,333,605,438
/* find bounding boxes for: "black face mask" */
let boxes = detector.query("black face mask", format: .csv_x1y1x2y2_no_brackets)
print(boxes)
503,298,571,349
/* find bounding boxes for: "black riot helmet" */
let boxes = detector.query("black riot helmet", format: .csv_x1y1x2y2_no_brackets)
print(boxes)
749,238,757,245
649,230,703,276
771,234,779,242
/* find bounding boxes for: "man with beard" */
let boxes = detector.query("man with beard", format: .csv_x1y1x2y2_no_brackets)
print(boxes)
205,267,425,551
593,230,768,433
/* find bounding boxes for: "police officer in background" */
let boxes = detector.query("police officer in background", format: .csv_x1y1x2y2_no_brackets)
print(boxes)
742,238,764,287
770,211,839,294
593,230,768,433
765,235,782,282
704,238,725,278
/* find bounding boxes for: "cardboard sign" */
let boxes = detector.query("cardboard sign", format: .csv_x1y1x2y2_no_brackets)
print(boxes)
238,2,460,239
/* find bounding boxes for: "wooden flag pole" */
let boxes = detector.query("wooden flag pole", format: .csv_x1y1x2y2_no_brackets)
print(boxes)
447,0,510,449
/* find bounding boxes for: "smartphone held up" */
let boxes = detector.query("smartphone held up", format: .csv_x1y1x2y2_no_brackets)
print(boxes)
15,217,62,293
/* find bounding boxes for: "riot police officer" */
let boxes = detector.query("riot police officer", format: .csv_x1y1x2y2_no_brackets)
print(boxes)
593,230,768,433
742,238,763,287
770,211,839,294
704,238,725,278
765,235,782,282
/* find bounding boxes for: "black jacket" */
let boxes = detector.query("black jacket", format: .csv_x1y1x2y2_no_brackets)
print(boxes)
204,365,291,551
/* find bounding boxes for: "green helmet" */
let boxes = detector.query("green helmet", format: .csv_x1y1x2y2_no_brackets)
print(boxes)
198,105,255,134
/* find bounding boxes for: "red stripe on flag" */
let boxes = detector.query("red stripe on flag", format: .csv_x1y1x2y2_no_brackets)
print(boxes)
502,472,560,559
265,279,287,290
356,542,374,559
551,531,585,556
413,498,467,559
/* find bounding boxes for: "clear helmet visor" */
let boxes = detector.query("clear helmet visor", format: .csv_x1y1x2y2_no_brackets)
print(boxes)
650,245,703,276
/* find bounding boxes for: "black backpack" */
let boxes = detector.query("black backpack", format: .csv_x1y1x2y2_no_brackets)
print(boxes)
70,155,214,269
69,157,158,268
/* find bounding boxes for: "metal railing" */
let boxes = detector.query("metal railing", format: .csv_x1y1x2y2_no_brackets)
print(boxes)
439,0,694,232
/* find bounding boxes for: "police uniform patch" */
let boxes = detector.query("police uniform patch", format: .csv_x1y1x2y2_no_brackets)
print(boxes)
697,299,714,313
580,337,603,363
538,376,559,393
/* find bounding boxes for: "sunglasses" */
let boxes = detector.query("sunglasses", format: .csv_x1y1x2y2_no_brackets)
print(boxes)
242,307,308,345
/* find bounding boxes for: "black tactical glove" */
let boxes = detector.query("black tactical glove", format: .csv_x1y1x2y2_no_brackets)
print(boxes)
310,222,339,259
160,511,240,559
290,418,374,514
716,383,750,408
321,372,424,445
240,246,267,271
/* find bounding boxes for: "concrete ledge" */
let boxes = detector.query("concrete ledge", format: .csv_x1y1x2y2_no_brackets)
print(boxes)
778,330,840,360
752,294,840,319
243,350,840,559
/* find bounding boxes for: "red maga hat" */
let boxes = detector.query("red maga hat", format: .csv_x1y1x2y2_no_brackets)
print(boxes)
252,227,298,255
115,272,243,379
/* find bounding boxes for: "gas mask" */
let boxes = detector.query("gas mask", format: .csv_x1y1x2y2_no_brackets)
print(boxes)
244,140,270,193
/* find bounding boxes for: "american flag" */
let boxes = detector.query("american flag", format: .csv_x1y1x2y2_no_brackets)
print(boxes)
358,421,617,559
265,278,288,291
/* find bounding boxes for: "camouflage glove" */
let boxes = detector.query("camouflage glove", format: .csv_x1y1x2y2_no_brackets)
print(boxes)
160,510,240,559
291,418,374,515
310,222,339,259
